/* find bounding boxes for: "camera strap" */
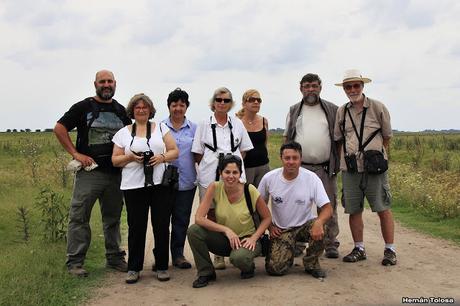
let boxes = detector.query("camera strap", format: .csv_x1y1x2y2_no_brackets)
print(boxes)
204,116,239,153
345,104,383,153
346,106,367,152
129,121,152,151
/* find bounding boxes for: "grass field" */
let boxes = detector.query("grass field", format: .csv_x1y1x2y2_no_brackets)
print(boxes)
0,131,459,305
0,132,123,306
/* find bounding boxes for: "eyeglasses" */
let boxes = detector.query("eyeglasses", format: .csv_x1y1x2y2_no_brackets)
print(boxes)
344,83,362,91
215,98,232,103
301,84,320,90
247,97,262,103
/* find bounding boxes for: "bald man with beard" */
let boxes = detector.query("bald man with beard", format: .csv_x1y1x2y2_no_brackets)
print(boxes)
54,70,132,277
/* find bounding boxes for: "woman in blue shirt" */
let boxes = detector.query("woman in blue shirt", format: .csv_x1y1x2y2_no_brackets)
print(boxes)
161,88,197,269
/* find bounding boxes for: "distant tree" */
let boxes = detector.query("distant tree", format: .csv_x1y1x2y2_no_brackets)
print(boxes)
44,128,53,132
6,129,11,132
25,129,31,132
13,129,17,132
35,129,41,132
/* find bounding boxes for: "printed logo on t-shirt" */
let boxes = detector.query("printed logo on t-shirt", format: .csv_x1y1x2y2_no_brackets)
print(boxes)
87,112,124,146
295,199,306,206
273,196,283,204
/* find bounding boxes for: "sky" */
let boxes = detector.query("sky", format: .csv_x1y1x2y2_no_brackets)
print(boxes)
1,0,459,132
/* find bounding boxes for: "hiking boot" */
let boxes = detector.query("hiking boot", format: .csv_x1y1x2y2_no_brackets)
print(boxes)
173,257,192,269
192,272,217,288
305,268,327,279
382,248,397,266
240,268,255,279
157,270,170,282
125,271,139,284
343,247,367,262
213,255,226,270
68,265,88,277
324,247,339,259
106,259,128,272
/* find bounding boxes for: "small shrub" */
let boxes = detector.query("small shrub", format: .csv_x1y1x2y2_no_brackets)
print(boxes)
34,186,68,242
16,206,30,242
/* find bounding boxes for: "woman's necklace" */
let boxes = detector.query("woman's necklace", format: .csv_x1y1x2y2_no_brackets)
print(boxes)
245,116,256,125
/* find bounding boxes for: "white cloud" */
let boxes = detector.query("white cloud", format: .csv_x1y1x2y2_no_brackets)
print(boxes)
0,0,459,131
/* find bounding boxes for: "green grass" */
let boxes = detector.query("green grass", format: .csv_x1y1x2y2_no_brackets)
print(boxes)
0,132,120,306
391,198,460,244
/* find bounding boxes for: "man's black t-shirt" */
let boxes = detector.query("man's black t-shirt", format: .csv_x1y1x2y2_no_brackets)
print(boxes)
58,97,131,171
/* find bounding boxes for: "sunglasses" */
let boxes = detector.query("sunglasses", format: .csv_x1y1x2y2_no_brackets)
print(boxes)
247,97,262,103
344,83,362,91
215,98,232,103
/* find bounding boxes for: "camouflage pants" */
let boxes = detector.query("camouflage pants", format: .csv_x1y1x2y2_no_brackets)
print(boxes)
265,219,325,275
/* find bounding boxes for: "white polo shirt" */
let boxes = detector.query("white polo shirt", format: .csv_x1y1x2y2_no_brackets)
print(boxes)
258,167,330,229
192,114,253,188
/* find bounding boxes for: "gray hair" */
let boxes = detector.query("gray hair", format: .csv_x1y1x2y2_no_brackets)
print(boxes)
209,87,235,112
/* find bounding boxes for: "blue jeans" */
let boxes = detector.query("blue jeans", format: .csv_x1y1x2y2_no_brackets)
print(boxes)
171,187,196,260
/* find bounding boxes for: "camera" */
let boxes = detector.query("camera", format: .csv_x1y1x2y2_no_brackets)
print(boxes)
344,153,358,173
143,151,154,187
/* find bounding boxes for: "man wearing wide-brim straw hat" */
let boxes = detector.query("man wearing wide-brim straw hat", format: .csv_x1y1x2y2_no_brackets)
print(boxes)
333,69,397,266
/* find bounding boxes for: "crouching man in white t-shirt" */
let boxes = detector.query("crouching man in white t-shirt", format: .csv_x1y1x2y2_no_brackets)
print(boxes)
258,141,332,278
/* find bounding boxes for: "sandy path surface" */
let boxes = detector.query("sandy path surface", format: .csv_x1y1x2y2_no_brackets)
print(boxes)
87,193,460,306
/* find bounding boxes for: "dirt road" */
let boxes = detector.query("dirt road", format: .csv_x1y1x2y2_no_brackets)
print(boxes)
87,195,460,306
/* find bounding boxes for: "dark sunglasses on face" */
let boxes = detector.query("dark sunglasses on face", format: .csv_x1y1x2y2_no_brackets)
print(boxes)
215,98,232,103
247,97,262,103
344,83,362,91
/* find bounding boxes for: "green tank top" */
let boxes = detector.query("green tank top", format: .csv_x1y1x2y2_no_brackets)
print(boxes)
214,181,259,238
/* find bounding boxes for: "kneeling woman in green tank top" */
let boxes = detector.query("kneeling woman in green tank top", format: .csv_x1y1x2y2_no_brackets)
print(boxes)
187,155,271,288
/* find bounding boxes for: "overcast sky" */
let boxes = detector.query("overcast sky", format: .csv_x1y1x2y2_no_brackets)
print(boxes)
1,0,459,131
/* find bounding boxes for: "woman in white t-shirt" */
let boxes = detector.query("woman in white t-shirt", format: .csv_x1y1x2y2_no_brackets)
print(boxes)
187,155,271,288
191,87,254,269
112,93,178,284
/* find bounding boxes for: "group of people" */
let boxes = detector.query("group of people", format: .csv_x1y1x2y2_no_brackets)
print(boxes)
54,68,396,288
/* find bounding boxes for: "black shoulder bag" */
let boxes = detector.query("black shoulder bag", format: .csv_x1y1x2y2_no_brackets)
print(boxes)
158,123,179,190
244,183,269,257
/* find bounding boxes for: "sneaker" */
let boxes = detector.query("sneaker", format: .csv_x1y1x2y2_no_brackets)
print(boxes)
240,269,255,279
305,268,327,279
106,259,128,272
213,255,226,270
173,257,192,269
125,271,139,284
157,270,170,282
324,247,339,259
343,247,367,262
68,265,88,277
192,272,217,288
382,248,397,266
